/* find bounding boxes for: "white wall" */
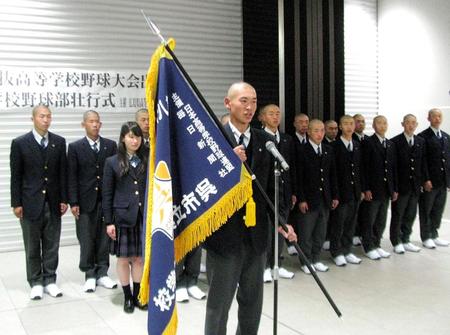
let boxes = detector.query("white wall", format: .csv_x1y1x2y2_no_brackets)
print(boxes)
378,0,450,219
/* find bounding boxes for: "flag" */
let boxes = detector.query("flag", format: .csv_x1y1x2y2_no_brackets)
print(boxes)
139,39,254,334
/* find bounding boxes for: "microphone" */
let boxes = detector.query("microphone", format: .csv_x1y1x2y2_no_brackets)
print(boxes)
265,141,290,171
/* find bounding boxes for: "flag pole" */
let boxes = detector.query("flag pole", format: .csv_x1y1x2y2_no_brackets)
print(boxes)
141,11,342,319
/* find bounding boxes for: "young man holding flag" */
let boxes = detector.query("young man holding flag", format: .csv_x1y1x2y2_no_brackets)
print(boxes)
204,82,296,335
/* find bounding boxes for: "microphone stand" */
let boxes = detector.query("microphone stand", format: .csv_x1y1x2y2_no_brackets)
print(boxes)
273,160,281,335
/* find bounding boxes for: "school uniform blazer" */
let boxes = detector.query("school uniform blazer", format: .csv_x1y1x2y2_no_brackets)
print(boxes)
352,133,367,143
204,124,273,256
331,138,364,204
391,133,428,194
277,132,297,215
68,136,117,212
295,142,338,210
10,131,67,220
102,154,147,227
362,134,397,200
418,127,450,188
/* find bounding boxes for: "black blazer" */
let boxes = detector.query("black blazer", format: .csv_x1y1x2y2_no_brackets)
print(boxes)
10,131,67,220
352,133,367,143
102,154,147,227
391,133,428,194
362,134,397,200
295,141,338,209
67,136,117,212
331,138,364,204
204,124,273,256
418,127,450,188
275,132,297,217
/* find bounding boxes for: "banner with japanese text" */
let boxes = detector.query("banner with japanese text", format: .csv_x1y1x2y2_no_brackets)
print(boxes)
139,39,253,334
0,68,146,111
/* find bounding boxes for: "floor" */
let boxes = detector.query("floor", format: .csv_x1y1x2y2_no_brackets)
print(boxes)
1,220,449,335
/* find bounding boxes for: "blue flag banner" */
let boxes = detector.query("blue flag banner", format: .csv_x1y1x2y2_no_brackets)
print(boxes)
139,39,253,334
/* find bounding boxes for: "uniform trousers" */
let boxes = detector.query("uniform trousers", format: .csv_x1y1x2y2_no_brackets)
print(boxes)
419,185,447,241
390,191,419,245
176,246,202,288
205,244,265,335
297,199,329,264
361,198,389,252
329,199,360,257
20,202,61,287
76,202,109,279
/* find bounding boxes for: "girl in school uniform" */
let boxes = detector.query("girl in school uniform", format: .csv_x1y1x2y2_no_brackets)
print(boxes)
103,121,148,313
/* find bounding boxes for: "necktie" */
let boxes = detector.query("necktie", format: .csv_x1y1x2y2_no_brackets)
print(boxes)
382,139,387,148
40,137,46,148
409,139,413,147
92,142,99,153
130,155,141,168
317,146,322,156
347,143,352,152
238,134,245,147
302,138,306,145
437,130,442,139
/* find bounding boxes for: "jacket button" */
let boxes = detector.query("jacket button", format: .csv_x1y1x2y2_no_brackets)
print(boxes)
385,169,388,172
42,190,46,194
95,187,98,191
383,178,387,181
410,159,414,162
44,165,48,170
135,191,139,195
319,188,323,191
411,167,414,170
443,159,446,162
139,202,142,207
134,181,138,184
320,169,323,172
351,181,354,185
44,177,48,181
351,172,355,176
96,165,100,169
321,178,324,181
97,176,101,179
384,161,387,164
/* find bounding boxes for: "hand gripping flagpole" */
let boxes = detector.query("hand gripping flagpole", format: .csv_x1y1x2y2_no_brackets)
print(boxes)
141,11,342,319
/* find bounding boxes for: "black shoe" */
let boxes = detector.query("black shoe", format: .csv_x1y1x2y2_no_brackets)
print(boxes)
124,298,135,313
134,298,148,311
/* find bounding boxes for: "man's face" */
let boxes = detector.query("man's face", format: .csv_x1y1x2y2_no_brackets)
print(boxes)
373,117,388,136
262,106,281,130
428,111,442,129
136,112,149,136
294,116,309,134
82,113,101,139
225,85,257,126
32,106,52,134
340,119,355,136
354,116,365,133
325,121,338,140
308,122,325,144
402,117,418,135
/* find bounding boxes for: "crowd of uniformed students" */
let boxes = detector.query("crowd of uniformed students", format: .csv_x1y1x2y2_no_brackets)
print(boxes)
9,105,207,314
9,91,449,326
268,108,450,276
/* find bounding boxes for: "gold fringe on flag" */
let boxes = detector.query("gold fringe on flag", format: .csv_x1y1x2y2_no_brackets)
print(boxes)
174,167,253,262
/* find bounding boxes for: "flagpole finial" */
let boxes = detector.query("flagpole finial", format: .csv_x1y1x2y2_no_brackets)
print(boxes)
141,9,167,44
